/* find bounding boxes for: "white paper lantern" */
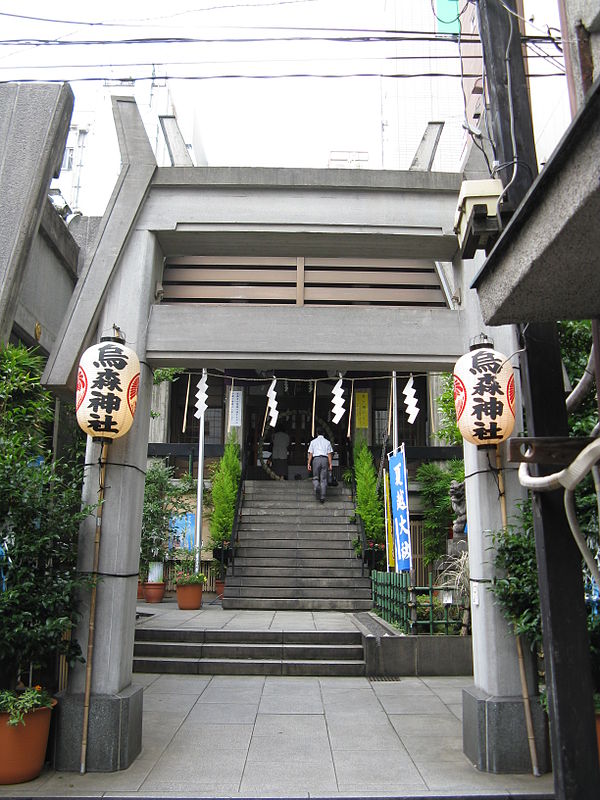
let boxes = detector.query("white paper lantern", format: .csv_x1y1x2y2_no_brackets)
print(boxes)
453,346,516,447
76,338,140,440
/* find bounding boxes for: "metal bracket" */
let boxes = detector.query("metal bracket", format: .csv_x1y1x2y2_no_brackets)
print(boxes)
507,436,596,465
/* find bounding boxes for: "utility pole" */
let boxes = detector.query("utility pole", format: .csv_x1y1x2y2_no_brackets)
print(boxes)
478,0,600,800
475,2,599,797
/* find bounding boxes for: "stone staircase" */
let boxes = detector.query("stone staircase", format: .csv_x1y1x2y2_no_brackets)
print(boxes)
221,479,372,611
133,628,366,676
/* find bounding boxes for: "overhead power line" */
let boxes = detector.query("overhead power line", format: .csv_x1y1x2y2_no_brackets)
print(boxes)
0,31,559,47
0,70,565,84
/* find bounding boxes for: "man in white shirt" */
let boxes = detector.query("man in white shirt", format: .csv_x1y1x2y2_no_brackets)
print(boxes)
307,427,333,503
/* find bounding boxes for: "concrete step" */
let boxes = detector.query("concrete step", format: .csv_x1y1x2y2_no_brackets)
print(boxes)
221,597,373,611
133,655,365,677
134,641,364,661
237,528,354,540
135,628,362,645
233,556,361,568
229,566,365,578
238,519,354,529
242,506,353,520
225,575,371,589
224,585,371,599
237,538,353,550
132,627,366,676
235,547,355,560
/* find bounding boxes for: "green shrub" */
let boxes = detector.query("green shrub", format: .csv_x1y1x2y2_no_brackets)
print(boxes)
490,502,542,649
208,432,241,547
416,459,464,564
353,438,384,542
140,461,194,571
0,345,92,689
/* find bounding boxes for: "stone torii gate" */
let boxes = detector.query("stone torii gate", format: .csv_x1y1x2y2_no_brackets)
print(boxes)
42,95,541,774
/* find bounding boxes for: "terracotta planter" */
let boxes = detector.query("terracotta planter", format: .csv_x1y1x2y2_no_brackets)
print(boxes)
214,579,225,597
142,582,165,603
0,699,56,784
176,583,203,610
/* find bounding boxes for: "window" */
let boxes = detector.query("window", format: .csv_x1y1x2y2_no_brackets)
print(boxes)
61,147,74,171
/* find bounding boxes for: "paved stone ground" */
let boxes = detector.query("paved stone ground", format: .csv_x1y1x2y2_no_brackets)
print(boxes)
0,602,555,798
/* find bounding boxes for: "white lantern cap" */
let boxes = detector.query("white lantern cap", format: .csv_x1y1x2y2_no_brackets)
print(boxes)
453,345,516,447
76,334,140,442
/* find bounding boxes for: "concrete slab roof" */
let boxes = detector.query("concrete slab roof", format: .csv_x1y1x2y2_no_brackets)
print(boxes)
472,76,600,325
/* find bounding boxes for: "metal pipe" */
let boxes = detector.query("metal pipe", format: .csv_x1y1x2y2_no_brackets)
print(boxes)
392,371,398,452
194,369,206,574
80,440,109,775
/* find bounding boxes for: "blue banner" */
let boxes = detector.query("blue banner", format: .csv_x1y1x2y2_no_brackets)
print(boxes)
388,446,411,572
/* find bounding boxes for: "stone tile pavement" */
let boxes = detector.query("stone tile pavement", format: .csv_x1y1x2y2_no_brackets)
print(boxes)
0,604,555,798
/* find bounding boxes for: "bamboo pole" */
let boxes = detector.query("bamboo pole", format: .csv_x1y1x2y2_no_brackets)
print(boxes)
496,444,540,777
311,379,317,437
346,379,354,439
80,441,109,775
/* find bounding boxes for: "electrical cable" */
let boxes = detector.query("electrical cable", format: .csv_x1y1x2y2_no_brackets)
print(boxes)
0,49,564,73
0,1,322,27
0,70,564,84
566,346,595,413
518,437,600,588
496,7,519,209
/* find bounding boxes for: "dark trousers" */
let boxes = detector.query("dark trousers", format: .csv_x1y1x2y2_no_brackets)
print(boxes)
312,455,329,500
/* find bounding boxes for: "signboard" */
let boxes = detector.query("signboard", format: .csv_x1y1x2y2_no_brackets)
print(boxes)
388,446,411,572
355,391,369,429
229,389,243,427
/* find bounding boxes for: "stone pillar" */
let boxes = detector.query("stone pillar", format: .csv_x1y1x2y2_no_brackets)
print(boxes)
54,231,162,772
149,381,170,443
456,256,549,774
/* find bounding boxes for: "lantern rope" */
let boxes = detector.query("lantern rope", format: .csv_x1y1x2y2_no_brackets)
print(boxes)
84,460,147,476
79,570,140,578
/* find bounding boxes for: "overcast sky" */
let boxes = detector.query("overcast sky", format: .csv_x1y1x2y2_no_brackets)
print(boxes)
0,0,569,176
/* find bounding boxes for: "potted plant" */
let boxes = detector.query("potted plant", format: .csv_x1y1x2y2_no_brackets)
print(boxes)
140,461,194,603
0,686,56,784
0,345,92,783
172,549,206,609
212,557,227,598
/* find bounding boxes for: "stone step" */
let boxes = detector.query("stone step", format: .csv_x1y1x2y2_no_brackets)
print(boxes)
237,538,352,550
236,528,354,541
239,516,354,525
134,641,364,661
225,575,371,589
133,655,365,677
233,556,361,568
221,597,373,611
135,628,362,645
235,547,355,560
229,565,365,578
242,504,354,510
224,585,371,599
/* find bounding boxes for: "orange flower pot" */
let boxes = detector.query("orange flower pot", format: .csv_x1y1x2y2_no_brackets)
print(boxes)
142,582,165,603
215,579,225,598
0,700,56,784
176,583,203,610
